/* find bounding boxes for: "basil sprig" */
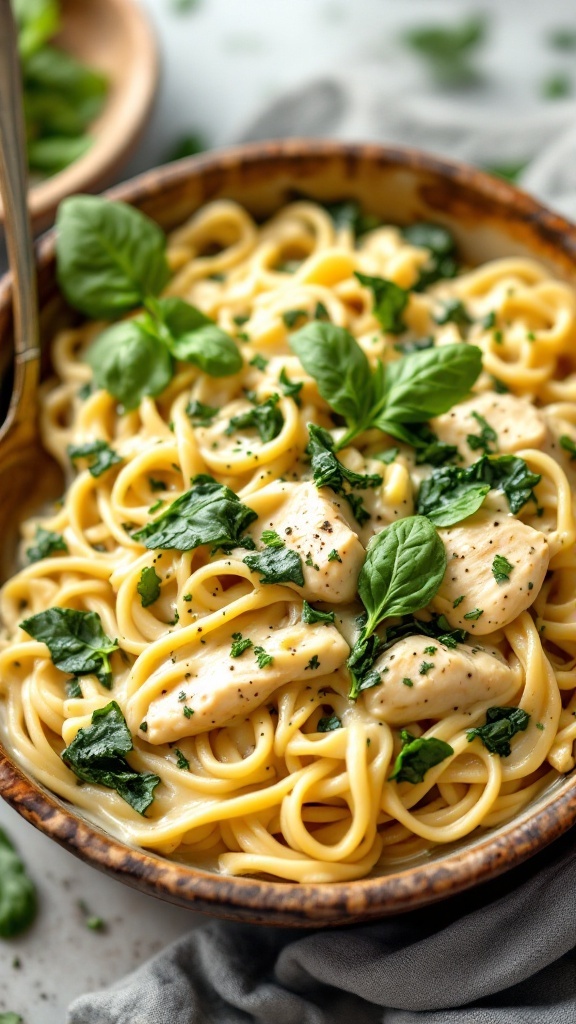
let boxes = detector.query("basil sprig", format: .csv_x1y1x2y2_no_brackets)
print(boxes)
417,454,541,527
290,322,482,450
20,608,118,689
347,516,447,698
56,197,242,410
61,701,160,814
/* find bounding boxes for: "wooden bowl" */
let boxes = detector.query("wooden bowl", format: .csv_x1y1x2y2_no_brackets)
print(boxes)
1,140,576,927
0,0,158,233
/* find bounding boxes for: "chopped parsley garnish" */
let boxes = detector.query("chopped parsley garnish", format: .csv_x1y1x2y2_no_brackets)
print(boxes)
68,440,122,478
61,701,160,813
327,549,342,562
317,714,341,732
453,595,465,608
254,646,274,669
261,529,284,548
230,632,253,658
226,394,284,443
233,313,249,327
20,608,118,689
481,310,497,329
26,527,68,564
466,411,498,454
301,601,335,625
434,298,473,332
419,661,435,675
492,554,514,585
491,375,509,394
243,546,304,586
560,435,576,460
306,655,321,670
314,301,330,320
423,646,437,655
186,399,219,426
137,566,161,607
463,607,483,621
183,706,194,719
389,730,454,784
175,749,190,770
249,353,269,371
305,553,320,570
402,677,414,687
139,721,148,732
282,309,307,329
401,223,458,290
467,706,530,756
149,477,165,492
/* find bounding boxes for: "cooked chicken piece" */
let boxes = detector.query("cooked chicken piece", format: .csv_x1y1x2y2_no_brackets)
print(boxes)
251,481,365,604
140,612,348,743
431,392,547,466
431,508,549,634
363,634,520,724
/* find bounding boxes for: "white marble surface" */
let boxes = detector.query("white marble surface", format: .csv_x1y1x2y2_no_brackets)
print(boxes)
2,0,576,1020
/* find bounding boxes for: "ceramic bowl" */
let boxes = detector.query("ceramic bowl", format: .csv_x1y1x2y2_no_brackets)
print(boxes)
1,140,575,927
0,0,158,233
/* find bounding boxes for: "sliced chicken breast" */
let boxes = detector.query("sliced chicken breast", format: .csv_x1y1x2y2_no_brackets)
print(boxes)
431,392,547,466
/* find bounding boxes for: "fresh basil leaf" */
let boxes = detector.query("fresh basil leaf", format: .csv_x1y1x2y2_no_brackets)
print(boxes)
290,322,374,432
61,701,160,814
87,318,174,410
417,454,541,526
13,0,59,58
389,730,454,784
26,526,67,563
466,706,530,756
435,298,473,332
243,547,304,586
375,344,482,426
354,272,409,334
347,631,383,699
317,715,342,732
358,515,447,636
68,439,122,478
226,395,284,443
56,196,170,319
0,828,37,939
137,566,161,608
133,474,257,552
20,608,118,688
154,297,242,376
402,223,458,291
302,600,335,624
307,424,381,525
186,399,219,425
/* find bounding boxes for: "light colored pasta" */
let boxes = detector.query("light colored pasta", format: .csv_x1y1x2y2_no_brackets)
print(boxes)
1,199,575,884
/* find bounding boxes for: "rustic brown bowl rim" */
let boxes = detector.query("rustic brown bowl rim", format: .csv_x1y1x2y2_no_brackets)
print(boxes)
1,139,576,927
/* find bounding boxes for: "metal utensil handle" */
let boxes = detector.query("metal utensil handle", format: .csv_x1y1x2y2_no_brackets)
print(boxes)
0,0,39,431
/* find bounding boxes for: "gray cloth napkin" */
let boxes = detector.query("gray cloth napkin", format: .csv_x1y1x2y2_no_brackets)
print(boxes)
67,828,576,1023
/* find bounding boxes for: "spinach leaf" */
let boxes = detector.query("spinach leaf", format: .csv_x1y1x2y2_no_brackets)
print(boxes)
401,223,459,290
133,474,257,552
0,828,37,939
61,701,160,814
417,454,541,526
359,516,447,636
389,730,454,784
386,422,459,467
317,715,342,732
68,439,122,478
290,322,374,433
243,547,305,586
466,410,498,453
226,395,284,443
347,631,383,698
26,526,67,563
154,297,242,377
20,608,119,689
56,197,170,319
279,367,303,406
435,298,473,332
87,318,173,411
377,614,467,654
307,424,382,525
262,529,284,548
323,200,380,237
354,272,409,334
13,0,59,58
466,706,530,756
375,344,482,427
137,566,161,608
302,600,335,625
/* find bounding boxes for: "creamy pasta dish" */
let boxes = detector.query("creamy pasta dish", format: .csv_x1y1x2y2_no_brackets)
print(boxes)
1,195,575,884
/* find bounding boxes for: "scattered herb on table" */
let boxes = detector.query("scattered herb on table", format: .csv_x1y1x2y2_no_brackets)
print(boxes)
0,827,37,939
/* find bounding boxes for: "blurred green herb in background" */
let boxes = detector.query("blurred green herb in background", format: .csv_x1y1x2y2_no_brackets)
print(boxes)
541,71,572,99
402,15,487,86
12,0,108,177
170,0,202,12
483,161,529,184
548,27,576,51
166,133,207,163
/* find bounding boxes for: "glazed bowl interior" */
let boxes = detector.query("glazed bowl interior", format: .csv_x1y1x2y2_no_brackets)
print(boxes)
1,141,575,927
